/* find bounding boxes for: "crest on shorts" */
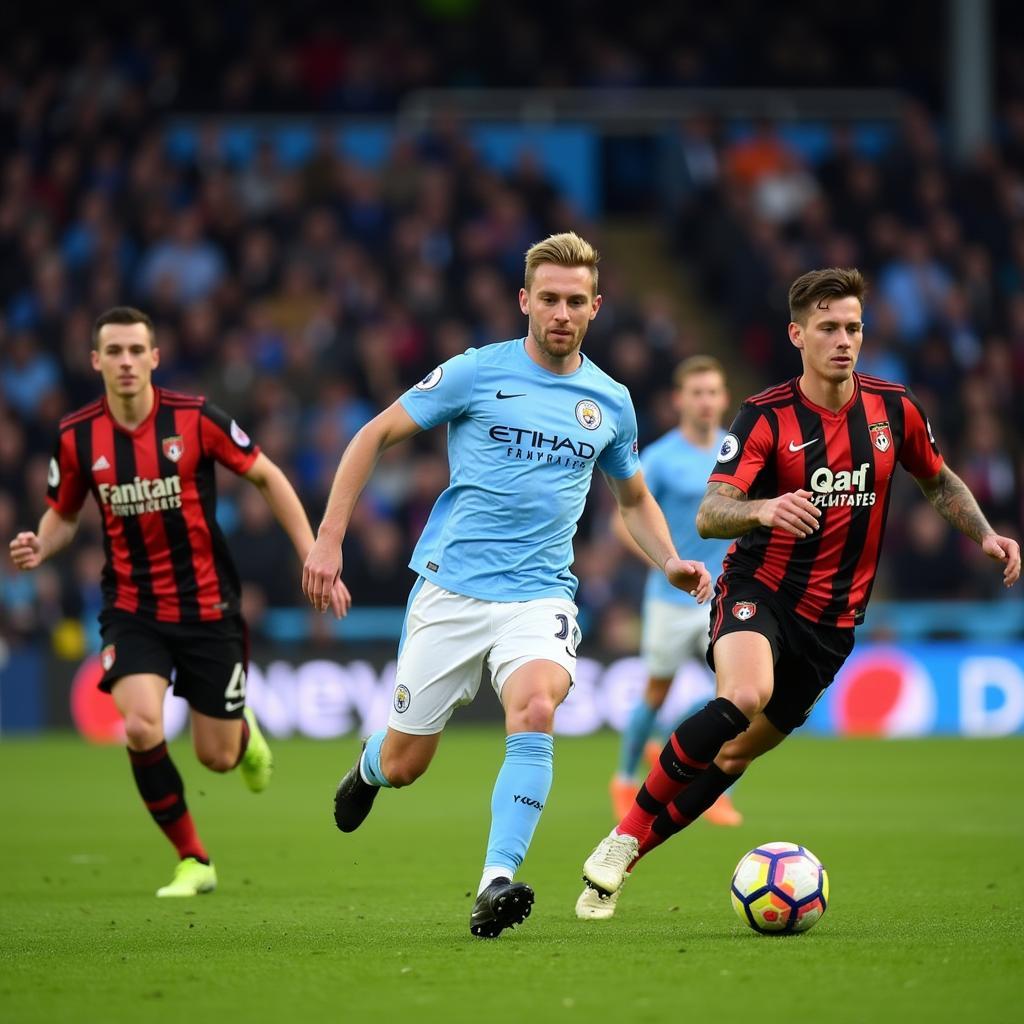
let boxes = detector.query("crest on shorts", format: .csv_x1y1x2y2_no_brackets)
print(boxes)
570,624,582,656
732,601,757,621
869,420,891,453
394,684,411,713
575,399,602,430
162,435,184,463
101,644,116,672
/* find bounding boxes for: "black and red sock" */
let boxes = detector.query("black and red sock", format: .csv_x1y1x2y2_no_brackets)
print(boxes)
128,741,209,863
637,764,744,859
618,698,748,842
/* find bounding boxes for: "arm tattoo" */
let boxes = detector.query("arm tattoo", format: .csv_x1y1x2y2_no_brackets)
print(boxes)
696,482,761,539
916,466,994,545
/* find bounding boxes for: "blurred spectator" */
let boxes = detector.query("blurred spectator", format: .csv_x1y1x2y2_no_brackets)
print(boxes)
228,486,303,611
343,517,416,606
877,230,953,342
137,206,226,302
888,502,972,600
1,331,61,421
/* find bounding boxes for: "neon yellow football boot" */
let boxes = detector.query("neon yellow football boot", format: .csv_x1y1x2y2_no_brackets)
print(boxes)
240,707,273,793
156,857,217,897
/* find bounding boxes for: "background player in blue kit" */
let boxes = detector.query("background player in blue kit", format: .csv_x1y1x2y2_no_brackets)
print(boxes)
605,356,741,828
302,232,712,938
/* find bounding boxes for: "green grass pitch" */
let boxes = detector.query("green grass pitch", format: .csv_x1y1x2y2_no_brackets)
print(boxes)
1,730,1022,1023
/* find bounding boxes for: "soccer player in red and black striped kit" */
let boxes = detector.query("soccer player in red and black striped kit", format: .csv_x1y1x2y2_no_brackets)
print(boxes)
578,268,1020,915
9,306,350,897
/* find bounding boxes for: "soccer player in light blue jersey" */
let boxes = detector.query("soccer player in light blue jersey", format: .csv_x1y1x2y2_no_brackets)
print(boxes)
303,232,712,938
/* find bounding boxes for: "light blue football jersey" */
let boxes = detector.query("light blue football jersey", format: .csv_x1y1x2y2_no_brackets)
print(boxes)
641,428,732,605
398,338,640,602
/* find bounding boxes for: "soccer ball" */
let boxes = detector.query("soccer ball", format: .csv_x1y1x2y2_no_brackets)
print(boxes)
730,842,829,934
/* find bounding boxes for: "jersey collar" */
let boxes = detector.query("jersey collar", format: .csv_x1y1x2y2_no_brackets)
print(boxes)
517,337,588,378
793,374,860,419
103,386,161,436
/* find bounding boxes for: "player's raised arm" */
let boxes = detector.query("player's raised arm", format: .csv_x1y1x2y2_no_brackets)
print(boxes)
915,465,1020,587
604,470,712,603
9,508,80,571
304,401,423,612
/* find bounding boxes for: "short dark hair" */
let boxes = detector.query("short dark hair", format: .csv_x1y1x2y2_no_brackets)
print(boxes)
788,268,866,324
93,306,155,349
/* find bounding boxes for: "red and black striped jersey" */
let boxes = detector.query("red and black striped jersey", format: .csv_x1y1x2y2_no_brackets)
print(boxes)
708,373,944,628
46,387,261,623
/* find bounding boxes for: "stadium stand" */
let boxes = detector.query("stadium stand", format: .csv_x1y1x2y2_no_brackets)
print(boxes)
1,4,1021,657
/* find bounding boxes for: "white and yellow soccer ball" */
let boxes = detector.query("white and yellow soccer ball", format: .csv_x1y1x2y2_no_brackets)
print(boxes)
730,842,829,934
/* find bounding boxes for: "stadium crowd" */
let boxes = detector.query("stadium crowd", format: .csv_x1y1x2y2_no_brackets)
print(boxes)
2,5,1022,655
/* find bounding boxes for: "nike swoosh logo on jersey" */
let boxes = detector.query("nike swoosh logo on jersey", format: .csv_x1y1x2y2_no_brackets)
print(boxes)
788,438,820,452
496,390,527,399
92,455,111,471
225,700,245,712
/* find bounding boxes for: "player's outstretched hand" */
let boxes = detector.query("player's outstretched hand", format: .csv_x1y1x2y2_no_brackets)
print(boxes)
329,575,353,619
665,556,712,604
981,533,1021,587
9,532,43,571
758,489,821,538
303,536,342,613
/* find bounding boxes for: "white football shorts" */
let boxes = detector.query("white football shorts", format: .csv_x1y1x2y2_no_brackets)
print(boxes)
388,580,581,735
640,597,712,679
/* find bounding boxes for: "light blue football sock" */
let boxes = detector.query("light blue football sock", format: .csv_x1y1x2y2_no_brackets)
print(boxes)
481,733,554,879
617,700,659,778
359,730,393,788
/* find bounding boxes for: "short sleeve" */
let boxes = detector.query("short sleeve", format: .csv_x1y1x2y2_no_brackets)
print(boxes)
200,400,260,474
707,403,775,494
639,444,663,501
45,430,89,518
899,391,944,479
398,350,478,430
597,391,641,479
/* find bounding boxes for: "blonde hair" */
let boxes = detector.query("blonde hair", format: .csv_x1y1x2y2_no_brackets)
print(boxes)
673,355,726,389
524,231,600,293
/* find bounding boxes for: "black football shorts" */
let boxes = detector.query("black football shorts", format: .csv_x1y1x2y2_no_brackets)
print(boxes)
706,575,854,734
97,608,250,719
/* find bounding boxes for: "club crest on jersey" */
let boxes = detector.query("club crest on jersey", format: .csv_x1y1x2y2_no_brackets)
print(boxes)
230,420,251,447
393,684,411,713
101,644,116,672
732,601,757,621
575,399,602,430
869,421,891,453
717,433,740,463
415,366,443,391
162,435,184,463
